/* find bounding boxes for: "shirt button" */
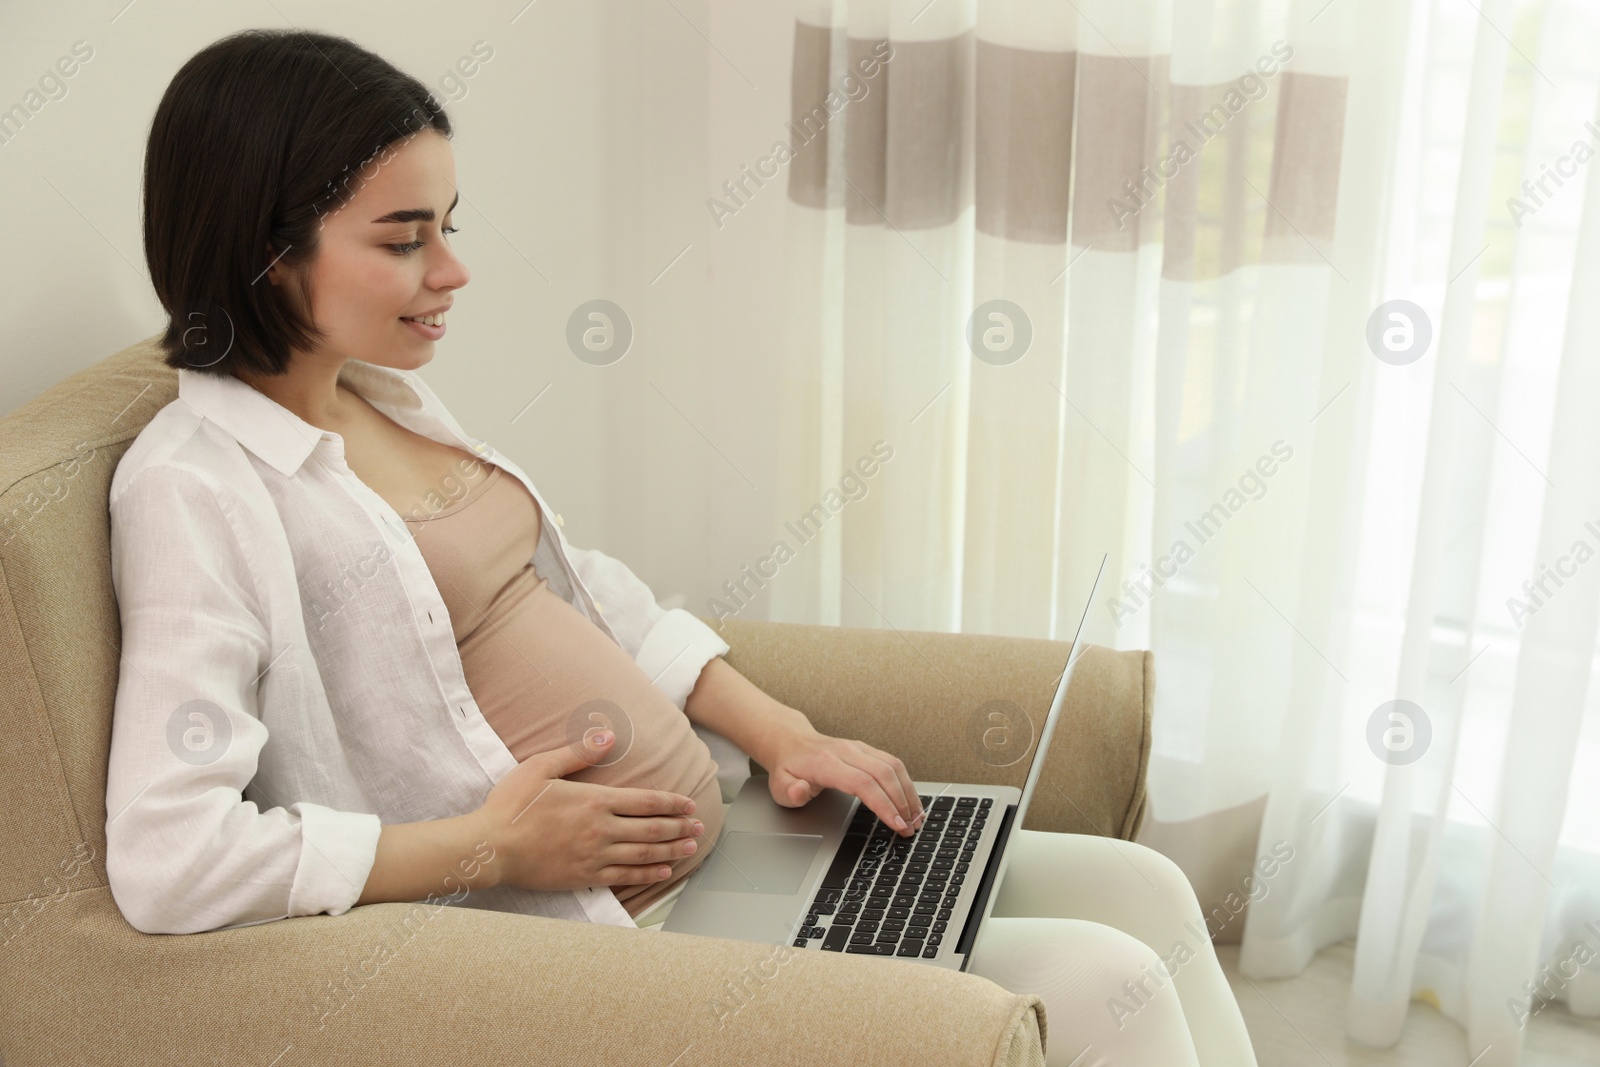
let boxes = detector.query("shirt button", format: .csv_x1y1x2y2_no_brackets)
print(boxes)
594,601,604,614
555,513,565,528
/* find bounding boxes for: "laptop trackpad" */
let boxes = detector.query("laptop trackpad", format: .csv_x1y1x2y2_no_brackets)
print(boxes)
696,831,822,894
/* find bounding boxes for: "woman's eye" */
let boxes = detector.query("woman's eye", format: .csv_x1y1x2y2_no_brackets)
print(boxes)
389,227,458,255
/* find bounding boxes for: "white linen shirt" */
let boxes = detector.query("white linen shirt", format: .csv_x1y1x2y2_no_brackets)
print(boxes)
104,359,730,935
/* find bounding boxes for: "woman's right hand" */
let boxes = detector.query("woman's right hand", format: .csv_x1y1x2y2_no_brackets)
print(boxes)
473,730,705,893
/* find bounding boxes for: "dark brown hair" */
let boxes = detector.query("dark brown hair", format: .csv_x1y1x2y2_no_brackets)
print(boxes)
142,29,451,377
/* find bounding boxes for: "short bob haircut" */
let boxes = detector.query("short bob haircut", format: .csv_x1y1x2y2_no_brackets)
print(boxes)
143,29,451,377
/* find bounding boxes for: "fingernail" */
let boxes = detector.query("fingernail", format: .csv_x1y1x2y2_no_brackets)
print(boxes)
683,840,697,854
894,815,908,830
685,800,696,814
692,820,704,833
594,731,612,744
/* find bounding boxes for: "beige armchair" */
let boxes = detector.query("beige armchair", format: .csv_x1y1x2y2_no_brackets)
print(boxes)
0,338,1152,1067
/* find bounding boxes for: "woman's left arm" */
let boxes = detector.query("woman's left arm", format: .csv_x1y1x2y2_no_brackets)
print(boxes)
524,495,925,836
684,656,926,837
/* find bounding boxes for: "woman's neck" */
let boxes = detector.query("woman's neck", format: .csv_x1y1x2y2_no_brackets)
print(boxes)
233,357,359,433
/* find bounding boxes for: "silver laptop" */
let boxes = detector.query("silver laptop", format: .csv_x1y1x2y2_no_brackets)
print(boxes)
661,553,1109,970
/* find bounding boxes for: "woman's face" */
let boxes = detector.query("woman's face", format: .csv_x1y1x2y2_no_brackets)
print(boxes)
269,128,469,373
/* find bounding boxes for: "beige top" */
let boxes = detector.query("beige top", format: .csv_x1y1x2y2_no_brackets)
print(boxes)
402,458,724,918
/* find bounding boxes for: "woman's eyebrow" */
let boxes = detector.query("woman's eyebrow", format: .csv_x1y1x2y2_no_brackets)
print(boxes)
370,190,460,225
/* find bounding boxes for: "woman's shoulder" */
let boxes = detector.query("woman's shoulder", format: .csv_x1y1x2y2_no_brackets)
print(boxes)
107,402,283,589
109,397,252,507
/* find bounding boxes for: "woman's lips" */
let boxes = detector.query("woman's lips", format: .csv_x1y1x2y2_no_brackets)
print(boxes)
401,317,446,340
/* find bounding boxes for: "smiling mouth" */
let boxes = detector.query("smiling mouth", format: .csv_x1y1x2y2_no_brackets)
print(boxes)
401,312,447,326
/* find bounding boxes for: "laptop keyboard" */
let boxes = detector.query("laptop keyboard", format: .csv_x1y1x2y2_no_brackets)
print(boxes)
793,793,993,959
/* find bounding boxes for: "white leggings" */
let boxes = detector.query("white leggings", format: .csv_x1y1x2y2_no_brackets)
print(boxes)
964,830,1258,1066
639,830,1257,1067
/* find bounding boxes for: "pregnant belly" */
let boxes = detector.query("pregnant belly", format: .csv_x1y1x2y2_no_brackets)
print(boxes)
457,564,726,918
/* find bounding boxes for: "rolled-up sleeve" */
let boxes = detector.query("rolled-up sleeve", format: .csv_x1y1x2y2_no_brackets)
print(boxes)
105,464,382,935
561,541,729,710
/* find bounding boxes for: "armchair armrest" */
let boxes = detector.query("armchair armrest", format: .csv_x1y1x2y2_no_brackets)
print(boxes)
13,888,1046,1067
704,617,1152,840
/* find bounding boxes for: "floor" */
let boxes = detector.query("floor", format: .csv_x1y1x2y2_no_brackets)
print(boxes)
1217,942,1600,1066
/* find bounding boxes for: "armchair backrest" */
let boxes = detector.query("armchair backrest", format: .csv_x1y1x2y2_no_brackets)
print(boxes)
0,337,173,916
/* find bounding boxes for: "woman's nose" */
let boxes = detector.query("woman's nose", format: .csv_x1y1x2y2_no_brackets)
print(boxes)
432,244,470,291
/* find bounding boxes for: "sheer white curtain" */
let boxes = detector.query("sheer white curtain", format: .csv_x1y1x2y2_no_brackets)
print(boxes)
759,0,1600,1061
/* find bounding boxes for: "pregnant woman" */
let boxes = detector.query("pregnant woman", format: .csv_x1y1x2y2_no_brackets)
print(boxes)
105,29,1258,1066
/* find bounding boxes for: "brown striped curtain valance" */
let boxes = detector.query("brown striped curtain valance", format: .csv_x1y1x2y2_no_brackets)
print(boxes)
786,23,1348,282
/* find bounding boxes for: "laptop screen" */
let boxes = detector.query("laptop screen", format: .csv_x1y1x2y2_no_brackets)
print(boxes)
1010,552,1109,831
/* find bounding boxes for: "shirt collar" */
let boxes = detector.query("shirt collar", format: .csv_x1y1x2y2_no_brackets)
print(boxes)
177,360,428,478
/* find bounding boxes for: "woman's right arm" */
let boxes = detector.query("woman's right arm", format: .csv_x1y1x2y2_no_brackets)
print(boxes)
357,734,711,905
355,813,499,906
106,463,390,934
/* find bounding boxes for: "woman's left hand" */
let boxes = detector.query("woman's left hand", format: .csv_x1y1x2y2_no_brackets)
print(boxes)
679,657,926,837
762,724,926,837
